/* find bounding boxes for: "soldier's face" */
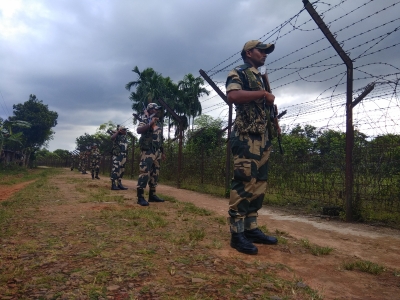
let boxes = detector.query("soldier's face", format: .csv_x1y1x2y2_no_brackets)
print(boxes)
247,48,267,68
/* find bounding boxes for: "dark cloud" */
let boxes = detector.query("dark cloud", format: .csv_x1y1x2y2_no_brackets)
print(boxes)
0,0,399,150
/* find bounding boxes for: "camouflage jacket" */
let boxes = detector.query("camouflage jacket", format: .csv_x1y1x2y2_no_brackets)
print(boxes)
90,148,101,160
112,134,128,156
138,119,163,152
226,63,275,137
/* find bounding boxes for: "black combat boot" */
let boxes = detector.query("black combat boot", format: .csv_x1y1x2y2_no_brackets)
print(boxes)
137,188,149,206
229,217,258,255
149,189,164,202
91,172,95,180
95,172,100,179
230,231,258,255
243,216,278,245
244,228,278,245
111,180,120,190
117,180,128,190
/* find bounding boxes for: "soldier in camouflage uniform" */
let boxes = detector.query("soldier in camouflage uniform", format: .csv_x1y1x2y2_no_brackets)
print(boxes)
79,151,88,174
110,126,129,190
90,143,101,180
136,103,166,206
70,151,76,171
225,40,280,255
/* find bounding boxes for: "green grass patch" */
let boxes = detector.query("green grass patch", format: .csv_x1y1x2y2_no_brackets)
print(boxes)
176,201,213,216
342,259,386,275
300,239,334,256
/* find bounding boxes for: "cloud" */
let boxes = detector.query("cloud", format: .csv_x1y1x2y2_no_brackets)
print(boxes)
0,0,399,150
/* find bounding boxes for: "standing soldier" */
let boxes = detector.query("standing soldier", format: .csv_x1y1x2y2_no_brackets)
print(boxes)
70,151,76,171
79,150,88,174
90,143,101,180
136,103,166,206
110,125,129,190
225,40,280,255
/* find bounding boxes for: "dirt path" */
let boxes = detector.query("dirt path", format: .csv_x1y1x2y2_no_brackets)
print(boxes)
126,179,400,299
2,171,400,299
0,180,36,201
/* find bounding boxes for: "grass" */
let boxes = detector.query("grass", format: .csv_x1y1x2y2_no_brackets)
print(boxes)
3,167,394,299
0,165,41,185
342,259,386,275
300,239,334,256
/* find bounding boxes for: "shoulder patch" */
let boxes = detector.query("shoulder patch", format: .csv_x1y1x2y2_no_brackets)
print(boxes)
235,64,250,72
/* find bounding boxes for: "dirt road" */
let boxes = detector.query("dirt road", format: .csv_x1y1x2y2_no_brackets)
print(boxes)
2,171,400,299
155,184,400,299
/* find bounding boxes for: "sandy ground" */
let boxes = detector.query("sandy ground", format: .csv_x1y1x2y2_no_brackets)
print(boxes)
2,172,400,299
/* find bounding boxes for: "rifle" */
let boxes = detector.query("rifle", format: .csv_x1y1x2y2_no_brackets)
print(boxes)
260,68,284,155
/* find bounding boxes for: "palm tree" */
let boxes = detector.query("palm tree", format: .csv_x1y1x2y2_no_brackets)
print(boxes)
125,66,164,121
178,74,210,130
160,76,181,139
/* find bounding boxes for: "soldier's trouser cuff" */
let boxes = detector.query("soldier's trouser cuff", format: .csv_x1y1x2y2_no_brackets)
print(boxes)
229,217,244,233
244,216,258,230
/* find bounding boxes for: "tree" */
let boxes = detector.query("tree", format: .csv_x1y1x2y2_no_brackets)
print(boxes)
75,133,99,152
186,115,223,154
53,149,71,159
0,118,31,156
285,124,317,159
125,66,165,121
178,74,209,130
7,94,58,166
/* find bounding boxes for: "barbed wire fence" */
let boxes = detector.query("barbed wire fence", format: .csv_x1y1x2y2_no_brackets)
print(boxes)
38,0,400,226
196,0,400,224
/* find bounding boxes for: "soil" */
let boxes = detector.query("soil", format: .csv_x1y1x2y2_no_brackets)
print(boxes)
0,180,36,201
1,169,400,299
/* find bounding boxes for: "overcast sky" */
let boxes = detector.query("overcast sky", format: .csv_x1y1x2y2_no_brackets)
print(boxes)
1,0,399,151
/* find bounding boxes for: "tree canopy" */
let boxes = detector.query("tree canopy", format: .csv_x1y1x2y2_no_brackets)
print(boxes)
7,94,58,151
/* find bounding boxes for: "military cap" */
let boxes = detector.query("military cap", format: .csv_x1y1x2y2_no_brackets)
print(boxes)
147,103,162,110
242,40,275,54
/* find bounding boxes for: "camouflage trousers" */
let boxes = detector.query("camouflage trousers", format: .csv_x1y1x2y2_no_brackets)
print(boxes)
91,158,100,174
79,159,87,172
110,153,127,180
229,131,272,219
137,149,161,190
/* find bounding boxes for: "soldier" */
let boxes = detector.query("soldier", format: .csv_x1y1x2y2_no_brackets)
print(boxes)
79,150,88,174
225,40,280,255
90,143,101,180
70,151,76,171
110,125,129,190
136,103,166,206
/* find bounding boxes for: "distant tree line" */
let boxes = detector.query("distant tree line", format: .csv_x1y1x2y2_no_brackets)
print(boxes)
1,94,58,167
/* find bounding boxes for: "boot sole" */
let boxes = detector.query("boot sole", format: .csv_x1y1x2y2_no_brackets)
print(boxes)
230,244,258,255
245,238,278,245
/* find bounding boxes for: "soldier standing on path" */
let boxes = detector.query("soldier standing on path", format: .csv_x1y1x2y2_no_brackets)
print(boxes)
90,143,101,180
70,151,76,171
110,125,129,190
225,40,280,255
79,150,88,174
136,103,166,206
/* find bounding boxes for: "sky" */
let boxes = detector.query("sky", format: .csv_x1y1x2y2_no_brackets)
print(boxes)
1,0,399,151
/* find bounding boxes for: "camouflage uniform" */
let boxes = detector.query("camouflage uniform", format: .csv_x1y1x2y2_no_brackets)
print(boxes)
110,130,128,187
79,152,88,174
90,146,101,179
70,152,76,171
136,103,165,205
137,117,163,190
226,54,278,253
